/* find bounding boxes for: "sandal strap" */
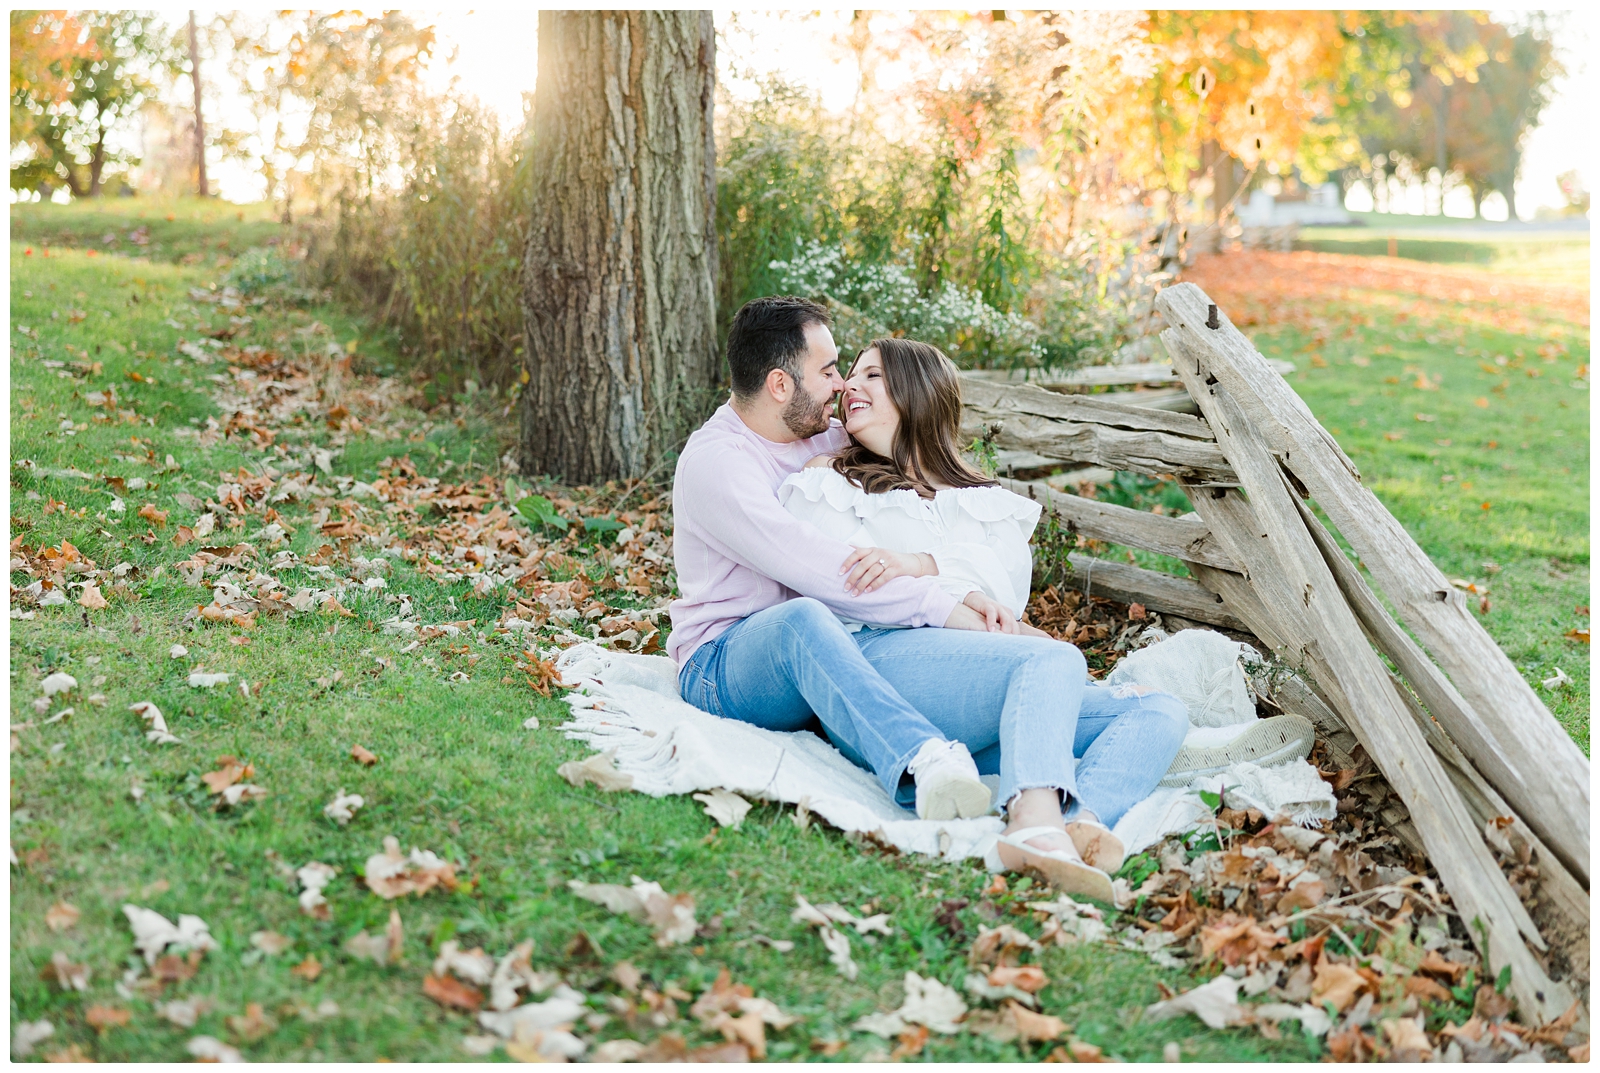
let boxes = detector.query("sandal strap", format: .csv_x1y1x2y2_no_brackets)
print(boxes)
1006,825,1072,843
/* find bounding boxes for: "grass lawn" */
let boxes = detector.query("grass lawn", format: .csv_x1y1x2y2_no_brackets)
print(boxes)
1294,212,1589,288
9,200,1310,1062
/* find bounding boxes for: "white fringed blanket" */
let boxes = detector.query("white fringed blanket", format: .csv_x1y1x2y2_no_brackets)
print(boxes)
554,643,1333,866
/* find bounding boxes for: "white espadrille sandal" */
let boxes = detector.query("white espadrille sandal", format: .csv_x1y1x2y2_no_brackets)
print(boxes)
1065,820,1125,874
990,826,1115,903
1159,714,1316,788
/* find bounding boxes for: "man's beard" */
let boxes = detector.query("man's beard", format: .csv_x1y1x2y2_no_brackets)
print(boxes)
781,381,833,438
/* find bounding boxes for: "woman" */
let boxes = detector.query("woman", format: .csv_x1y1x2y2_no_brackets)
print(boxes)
778,338,1188,900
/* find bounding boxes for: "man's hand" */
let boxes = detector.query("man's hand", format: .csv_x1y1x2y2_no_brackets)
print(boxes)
944,590,1019,633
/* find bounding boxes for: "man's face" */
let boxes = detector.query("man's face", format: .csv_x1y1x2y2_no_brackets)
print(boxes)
781,321,844,439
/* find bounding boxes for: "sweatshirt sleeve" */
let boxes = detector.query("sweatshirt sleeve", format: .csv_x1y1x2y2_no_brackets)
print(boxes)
677,442,962,627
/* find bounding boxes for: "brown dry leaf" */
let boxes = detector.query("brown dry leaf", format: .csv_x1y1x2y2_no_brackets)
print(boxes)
321,595,356,618
78,585,108,610
1380,1017,1432,1059
890,1023,930,1060
423,973,485,1012
43,1043,93,1062
970,924,1041,967
1569,1042,1591,1063
85,1004,131,1034
226,1002,276,1043
988,965,1049,994
1275,877,1326,913
1417,950,1467,984
290,955,322,981
713,1010,770,1060
250,930,292,956
1565,627,1589,644
350,743,378,766
138,504,168,526
386,908,404,963
557,748,634,793
569,877,697,947
1311,962,1369,1013
1199,913,1284,968
692,788,752,829
1007,1001,1068,1042
201,757,254,794
611,960,642,993
363,836,458,899
686,1041,750,1062
1403,974,1454,1004
153,951,202,984
1066,1038,1113,1062
46,902,81,932
1473,984,1515,1023
41,952,90,992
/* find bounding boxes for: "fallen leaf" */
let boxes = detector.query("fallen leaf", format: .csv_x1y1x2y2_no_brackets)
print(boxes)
568,875,698,947
156,998,214,1029
350,743,378,766
153,951,202,984
1565,628,1589,644
890,1023,929,1059
1311,961,1369,1013
1380,1016,1432,1058
290,955,322,981
78,585,108,610
250,930,292,956
187,1034,244,1062
364,835,458,899
123,904,218,965
226,1002,275,1043
297,861,338,919
1145,974,1244,1030
1473,984,1514,1023
818,926,857,980
129,700,182,745
557,748,634,792
1542,667,1573,689
970,924,1041,967
12,1019,55,1059
41,672,77,696
85,1005,131,1034
188,672,231,689
612,960,642,993
138,503,168,526
432,940,496,986
424,973,486,1011
1007,1001,1068,1041
45,902,80,932
853,971,967,1037
988,965,1050,993
323,789,364,826
202,757,254,794
693,788,753,829
43,1043,94,1063
1404,974,1454,1004
592,1039,646,1062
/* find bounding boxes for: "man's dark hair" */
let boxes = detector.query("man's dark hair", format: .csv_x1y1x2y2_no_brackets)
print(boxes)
725,295,833,399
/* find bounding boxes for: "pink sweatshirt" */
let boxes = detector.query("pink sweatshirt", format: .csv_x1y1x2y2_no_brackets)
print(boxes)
667,404,965,666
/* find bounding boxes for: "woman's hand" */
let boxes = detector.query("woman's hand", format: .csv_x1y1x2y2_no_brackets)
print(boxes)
946,590,1019,633
840,546,935,595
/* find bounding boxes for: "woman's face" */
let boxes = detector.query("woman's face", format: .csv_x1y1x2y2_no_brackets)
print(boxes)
842,348,898,456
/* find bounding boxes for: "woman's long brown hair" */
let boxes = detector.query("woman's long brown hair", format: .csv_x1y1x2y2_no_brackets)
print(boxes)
831,337,997,499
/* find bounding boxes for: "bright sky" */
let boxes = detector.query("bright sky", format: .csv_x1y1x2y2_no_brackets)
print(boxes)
184,9,1590,220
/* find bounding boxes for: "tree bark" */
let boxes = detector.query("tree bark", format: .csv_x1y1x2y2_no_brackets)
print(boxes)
519,10,720,484
189,11,208,197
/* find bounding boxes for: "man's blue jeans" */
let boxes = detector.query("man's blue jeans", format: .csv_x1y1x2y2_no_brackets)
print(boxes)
677,598,1188,827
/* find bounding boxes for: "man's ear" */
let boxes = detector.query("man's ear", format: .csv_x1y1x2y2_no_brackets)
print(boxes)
765,366,790,404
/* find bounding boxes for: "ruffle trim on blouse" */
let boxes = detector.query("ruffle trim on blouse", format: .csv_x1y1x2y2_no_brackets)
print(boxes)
778,466,1041,526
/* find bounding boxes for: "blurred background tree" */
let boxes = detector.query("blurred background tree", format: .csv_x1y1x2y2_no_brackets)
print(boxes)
7,8,1577,431
10,9,179,197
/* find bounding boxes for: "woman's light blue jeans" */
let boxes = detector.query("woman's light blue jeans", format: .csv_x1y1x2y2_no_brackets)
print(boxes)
677,597,1188,826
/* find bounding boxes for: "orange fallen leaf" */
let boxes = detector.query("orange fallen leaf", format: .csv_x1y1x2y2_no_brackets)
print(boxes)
138,504,168,526
290,955,322,981
46,902,81,932
350,744,379,766
1007,1001,1068,1041
1474,397,1490,408
891,1023,929,1060
85,1004,131,1033
1565,628,1589,644
226,1001,275,1042
423,973,484,1011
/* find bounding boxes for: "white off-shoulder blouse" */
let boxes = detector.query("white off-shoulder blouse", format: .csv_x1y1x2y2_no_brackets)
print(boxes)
777,466,1042,629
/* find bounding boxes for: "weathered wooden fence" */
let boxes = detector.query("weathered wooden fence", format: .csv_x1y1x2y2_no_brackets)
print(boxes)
961,281,1589,1026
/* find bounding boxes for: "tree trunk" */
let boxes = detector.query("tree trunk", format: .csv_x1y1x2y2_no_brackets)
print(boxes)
88,124,106,197
189,10,208,197
519,10,720,484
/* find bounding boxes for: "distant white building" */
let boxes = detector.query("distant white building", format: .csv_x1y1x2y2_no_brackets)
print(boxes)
1238,181,1352,226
